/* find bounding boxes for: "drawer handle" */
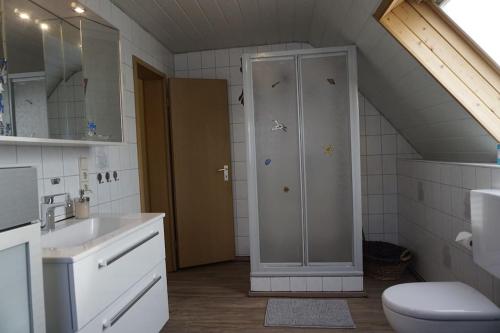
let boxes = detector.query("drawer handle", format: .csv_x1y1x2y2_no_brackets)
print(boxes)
98,231,160,269
102,275,162,330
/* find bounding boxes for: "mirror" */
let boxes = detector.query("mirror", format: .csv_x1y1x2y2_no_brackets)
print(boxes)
0,0,122,142
81,19,121,141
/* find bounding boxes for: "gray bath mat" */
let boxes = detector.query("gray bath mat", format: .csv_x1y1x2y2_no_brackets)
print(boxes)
264,298,355,329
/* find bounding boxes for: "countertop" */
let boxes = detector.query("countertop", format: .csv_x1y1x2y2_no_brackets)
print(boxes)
42,213,165,263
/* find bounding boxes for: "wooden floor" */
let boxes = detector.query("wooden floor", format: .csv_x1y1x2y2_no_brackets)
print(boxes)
161,261,415,333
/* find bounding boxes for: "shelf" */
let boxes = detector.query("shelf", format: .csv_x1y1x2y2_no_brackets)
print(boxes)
0,135,125,147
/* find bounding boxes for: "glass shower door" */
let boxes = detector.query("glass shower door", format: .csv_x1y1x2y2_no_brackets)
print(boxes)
252,57,303,264
300,53,353,264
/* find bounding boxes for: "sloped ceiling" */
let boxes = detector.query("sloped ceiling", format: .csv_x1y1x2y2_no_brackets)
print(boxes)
112,0,497,162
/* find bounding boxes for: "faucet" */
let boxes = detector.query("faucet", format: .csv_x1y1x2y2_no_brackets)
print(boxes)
41,193,74,230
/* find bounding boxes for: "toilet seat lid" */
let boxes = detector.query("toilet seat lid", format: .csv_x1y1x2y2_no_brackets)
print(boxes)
382,282,500,321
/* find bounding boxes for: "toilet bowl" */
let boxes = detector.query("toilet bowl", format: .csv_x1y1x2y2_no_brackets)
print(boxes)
382,281,500,333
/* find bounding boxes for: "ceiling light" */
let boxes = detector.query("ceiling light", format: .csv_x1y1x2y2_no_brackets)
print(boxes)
14,9,31,20
40,23,49,31
71,2,85,14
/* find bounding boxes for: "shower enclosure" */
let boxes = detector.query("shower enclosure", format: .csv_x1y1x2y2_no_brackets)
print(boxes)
243,46,363,292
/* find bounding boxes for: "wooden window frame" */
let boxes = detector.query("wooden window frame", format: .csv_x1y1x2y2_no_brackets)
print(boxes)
375,0,500,141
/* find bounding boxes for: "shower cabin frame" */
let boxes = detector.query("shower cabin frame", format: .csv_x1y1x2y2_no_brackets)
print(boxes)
243,46,363,278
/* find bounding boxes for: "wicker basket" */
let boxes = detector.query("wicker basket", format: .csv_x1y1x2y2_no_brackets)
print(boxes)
363,241,412,281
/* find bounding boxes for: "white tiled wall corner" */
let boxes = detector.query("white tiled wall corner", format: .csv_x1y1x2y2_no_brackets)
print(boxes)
359,96,421,243
397,159,500,305
0,0,175,217
175,45,420,255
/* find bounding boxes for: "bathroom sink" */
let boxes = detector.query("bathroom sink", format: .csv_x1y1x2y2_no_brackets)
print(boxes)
41,213,165,263
42,216,132,248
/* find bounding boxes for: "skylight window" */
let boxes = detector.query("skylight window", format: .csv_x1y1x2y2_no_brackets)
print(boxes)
376,0,500,141
439,0,500,67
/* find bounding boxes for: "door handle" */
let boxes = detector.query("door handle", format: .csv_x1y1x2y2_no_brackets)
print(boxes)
217,165,229,182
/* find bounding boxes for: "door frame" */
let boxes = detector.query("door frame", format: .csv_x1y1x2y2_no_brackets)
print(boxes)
132,56,177,271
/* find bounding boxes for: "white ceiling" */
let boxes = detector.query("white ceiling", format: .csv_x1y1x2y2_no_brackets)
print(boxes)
112,0,496,162
111,0,319,53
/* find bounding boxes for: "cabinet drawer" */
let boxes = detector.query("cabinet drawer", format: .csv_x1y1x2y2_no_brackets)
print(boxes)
71,218,165,330
78,262,169,333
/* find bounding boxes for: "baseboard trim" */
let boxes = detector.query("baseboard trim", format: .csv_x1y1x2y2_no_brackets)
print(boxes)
248,291,368,298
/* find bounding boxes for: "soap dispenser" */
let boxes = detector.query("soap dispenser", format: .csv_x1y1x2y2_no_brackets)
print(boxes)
74,189,90,219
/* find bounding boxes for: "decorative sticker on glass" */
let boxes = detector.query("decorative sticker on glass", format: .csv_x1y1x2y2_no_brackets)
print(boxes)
271,120,287,132
323,144,334,156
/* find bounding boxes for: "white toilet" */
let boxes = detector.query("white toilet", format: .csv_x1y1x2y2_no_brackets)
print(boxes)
382,189,500,333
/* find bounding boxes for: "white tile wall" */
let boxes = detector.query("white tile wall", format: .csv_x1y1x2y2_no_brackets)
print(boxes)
250,276,363,292
306,277,323,292
175,45,420,255
270,277,290,292
0,0,174,217
250,277,271,292
290,277,308,292
342,276,364,292
359,96,421,243
398,159,500,305
322,277,342,292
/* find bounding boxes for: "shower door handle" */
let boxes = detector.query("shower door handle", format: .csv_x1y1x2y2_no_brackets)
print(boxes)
217,165,229,182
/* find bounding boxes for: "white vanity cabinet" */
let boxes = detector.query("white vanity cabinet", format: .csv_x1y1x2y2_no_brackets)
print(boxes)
42,214,169,333
79,262,168,333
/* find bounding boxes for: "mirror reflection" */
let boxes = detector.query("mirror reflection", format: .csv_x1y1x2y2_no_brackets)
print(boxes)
0,0,122,142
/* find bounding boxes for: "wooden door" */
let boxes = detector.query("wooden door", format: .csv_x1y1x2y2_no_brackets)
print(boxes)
169,78,235,268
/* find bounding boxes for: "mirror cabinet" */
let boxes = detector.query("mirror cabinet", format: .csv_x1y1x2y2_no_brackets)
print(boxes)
0,0,122,143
